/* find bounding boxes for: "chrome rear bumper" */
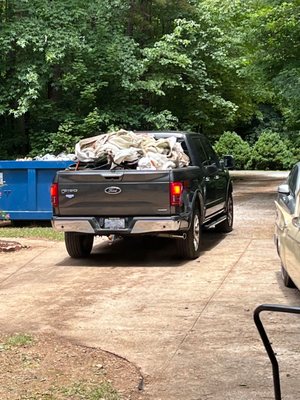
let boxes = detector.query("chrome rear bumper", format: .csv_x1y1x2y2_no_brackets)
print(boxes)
52,216,188,235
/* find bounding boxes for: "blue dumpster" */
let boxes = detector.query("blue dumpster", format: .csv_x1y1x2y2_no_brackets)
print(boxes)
0,160,74,220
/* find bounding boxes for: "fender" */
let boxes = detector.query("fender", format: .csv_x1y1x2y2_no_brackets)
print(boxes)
189,189,205,226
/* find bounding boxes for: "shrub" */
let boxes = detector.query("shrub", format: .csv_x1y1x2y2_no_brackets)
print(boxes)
250,130,294,170
29,126,82,157
214,131,252,169
286,132,300,166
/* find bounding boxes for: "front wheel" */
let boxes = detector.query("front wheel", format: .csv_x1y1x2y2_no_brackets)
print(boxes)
176,207,201,259
281,264,295,288
64,232,94,258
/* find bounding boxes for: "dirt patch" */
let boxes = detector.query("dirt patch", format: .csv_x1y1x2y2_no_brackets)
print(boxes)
0,333,143,400
0,239,24,252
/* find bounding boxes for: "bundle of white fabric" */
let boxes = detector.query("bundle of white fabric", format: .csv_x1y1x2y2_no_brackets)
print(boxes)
75,129,190,170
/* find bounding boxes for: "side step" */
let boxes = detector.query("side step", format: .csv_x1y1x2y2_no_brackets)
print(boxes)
204,215,227,229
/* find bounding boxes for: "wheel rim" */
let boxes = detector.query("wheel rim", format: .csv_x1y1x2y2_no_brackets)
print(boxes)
227,196,233,227
193,214,200,251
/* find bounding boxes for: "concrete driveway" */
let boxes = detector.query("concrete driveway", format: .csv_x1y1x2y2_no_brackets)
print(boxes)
1,171,300,400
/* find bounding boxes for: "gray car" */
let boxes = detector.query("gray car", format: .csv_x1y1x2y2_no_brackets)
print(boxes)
274,162,300,288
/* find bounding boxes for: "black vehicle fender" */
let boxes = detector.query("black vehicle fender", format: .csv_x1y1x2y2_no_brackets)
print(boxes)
190,190,205,226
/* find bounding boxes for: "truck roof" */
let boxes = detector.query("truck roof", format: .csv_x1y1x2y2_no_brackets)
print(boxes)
135,131,203,139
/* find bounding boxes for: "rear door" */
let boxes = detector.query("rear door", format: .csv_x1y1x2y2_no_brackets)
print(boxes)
200,136,227,210
57,169,171,217
285,218,300,286
275,200,291,268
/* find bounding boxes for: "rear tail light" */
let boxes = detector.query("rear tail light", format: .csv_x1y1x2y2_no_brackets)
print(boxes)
50,183,59,207
170,182,183,206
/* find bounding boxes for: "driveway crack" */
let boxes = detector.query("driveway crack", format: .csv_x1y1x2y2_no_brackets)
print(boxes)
159,239,253,373
0,245,54,287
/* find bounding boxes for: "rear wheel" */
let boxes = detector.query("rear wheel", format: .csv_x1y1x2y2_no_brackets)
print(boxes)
64,232,94,258
176,207,201,259
217,193,233,233
281,264,295,288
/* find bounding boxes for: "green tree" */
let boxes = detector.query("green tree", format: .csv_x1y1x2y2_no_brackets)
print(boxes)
0,0,139,157
247,0,300,135
1,0,298,164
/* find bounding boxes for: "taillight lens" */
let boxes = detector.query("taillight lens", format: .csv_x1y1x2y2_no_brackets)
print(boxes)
50,183,59,207
170,182,183,206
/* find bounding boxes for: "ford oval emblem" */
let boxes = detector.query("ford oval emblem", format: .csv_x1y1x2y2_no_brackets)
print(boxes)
104,186,122,195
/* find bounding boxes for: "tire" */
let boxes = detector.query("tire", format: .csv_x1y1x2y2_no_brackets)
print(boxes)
281,264,295,288
176,207,201,259
217,193,233,233
64,232,94,259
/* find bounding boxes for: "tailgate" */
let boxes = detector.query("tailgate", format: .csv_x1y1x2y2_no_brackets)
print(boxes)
57,170,171,216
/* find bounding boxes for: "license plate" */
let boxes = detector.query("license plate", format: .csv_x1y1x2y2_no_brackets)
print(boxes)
104,218,125,229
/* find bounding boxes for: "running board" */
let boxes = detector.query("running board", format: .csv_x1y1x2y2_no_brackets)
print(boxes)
204,215,227,229
156,233,187,240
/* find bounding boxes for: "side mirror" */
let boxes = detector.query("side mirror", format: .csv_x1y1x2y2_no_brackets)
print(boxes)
278,184,290,196
223,155,235,170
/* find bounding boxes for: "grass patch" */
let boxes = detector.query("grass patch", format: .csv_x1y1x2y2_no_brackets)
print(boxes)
60,381,120,400
0,333,134,400
2,333,33,349
24,382,121,400
0,226,64,241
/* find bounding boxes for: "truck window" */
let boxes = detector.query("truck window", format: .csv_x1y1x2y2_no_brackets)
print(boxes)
201,137,220,168
191,137,210,167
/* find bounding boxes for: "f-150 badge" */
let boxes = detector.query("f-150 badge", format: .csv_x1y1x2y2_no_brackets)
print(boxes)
61,189,78,194
104,186,122,195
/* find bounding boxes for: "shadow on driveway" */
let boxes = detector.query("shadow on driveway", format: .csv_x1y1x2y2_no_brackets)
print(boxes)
55,230,225,269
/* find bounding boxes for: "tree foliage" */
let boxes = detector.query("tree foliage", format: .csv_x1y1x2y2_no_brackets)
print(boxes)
0,0,299,166
249,0,300,131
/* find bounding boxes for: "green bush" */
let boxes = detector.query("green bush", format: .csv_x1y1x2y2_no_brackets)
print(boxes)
29,123,82,157
214,131,252,169
250,130,294,170
287,131,300,165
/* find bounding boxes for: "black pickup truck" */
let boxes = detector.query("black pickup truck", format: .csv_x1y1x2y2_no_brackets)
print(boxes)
51,131,234,259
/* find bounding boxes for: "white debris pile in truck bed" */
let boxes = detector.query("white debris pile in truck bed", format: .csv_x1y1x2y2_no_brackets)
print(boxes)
75,129,190,170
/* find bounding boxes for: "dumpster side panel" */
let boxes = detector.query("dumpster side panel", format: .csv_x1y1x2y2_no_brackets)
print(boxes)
37,169,60,212
0,161,73,220
1,170,27,212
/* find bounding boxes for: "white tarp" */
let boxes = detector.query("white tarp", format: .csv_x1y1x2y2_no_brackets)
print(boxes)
75,129,190,170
